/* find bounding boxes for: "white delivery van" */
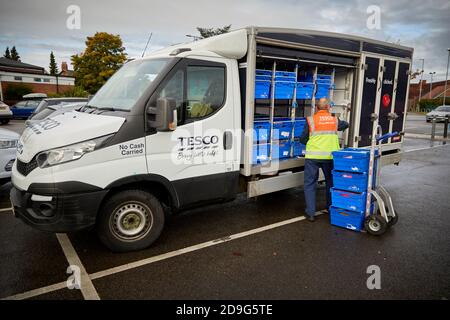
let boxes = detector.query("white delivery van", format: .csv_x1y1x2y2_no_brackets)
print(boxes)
10,27,413,251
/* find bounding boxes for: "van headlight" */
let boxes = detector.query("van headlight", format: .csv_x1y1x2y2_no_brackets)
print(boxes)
36,134,113,168
0,139,18,149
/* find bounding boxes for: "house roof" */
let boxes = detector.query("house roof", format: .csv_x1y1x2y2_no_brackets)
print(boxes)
0,57,44,71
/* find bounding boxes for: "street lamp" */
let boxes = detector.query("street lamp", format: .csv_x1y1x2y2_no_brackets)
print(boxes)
444,48,450,106
417,59,425,103
429,72,436,99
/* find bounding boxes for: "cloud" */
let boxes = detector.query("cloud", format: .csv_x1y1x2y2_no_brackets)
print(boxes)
0,0,449,81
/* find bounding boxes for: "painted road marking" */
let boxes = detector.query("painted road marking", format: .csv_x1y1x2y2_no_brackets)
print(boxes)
56,234,100,300
404,143,450,154
1,212,324,300
0,207,12,213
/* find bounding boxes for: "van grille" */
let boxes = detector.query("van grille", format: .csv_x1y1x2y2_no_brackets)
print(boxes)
16,158,38,176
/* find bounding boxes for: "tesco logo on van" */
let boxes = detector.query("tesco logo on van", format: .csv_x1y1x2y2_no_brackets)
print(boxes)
177,136,219,149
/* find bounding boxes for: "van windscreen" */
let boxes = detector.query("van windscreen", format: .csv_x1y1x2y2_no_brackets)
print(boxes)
88,58,170,111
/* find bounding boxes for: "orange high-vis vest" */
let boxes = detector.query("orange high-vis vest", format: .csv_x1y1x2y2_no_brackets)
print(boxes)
305,110,340,160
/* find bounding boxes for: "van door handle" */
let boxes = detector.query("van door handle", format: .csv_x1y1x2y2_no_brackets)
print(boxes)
223,131,232,150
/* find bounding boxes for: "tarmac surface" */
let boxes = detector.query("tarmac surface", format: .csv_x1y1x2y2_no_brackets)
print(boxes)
0,114,449,300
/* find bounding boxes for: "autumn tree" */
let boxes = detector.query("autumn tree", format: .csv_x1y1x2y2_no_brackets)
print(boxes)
10,46,20,61
196,25,231,39
4,47,11,59
71,32,127,94
49,51,58,75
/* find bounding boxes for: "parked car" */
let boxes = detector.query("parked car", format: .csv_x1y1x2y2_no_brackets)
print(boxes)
27,101,87,123
0,101,13,124
10,100,41,119
426,105,450,122
29,97,88,120
0,128,19,185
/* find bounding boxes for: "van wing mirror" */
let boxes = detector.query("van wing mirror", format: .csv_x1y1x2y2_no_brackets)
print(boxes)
147,98,177,132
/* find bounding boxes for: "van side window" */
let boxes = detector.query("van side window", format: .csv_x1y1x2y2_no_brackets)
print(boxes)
185,66,225,121
156,69,184,122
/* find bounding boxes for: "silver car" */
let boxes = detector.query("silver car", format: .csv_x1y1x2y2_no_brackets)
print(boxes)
0,101,13,125
426,105,450,122
0,128,19,185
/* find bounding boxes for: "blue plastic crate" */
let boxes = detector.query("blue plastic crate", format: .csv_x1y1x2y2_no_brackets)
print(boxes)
272,141,291,159
252,143,269,163
330,206,365,231
253,120,271,143
317,74,332,81
274,81,295,99
255,80,271,99
296,82,314,99
256,69,272,76
332,170,369,193
256,75,272,81
275,76,296,82
293,118,307,138
293,141,306,157
332,148,378,173
331,188,367,213
273,120,293,140
275,71,296,78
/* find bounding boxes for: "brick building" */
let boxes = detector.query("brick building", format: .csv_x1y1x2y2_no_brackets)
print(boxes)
0,57,75,103
409,80,449,109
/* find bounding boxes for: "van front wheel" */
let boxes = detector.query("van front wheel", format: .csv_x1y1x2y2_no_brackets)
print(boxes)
97,189,165,252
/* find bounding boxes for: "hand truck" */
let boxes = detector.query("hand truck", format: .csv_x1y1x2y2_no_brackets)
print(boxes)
364,113,403,235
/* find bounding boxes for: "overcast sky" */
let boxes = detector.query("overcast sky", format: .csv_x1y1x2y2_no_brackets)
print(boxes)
0,0,449,82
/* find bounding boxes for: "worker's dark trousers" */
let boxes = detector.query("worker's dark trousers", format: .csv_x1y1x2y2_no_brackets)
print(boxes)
304,159,334,217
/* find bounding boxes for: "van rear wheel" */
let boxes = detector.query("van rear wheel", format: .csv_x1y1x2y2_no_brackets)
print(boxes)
97,189,165,252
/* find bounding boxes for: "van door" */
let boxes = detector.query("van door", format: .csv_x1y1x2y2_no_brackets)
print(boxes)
391,62,410,143
377,59,396,143
145,57,239,209
356,55,382,147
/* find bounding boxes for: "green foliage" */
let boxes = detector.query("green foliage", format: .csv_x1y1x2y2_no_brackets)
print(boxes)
49,51,58,75
10,46,20,61
4,83,32,100
3,47,11,59
71,32,127,94
47,86,89,98
196,25,231,39
418,98,450,112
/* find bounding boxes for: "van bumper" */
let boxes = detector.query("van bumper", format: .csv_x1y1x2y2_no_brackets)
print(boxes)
10,183,108,233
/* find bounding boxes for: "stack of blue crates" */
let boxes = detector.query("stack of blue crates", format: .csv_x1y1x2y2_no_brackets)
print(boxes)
253,117,307,163
330,148,377,231
255,69,272,99
316,74,333,99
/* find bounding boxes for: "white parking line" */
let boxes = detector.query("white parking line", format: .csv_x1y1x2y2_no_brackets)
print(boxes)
404,143,450,154
56,234,100,300
0,207,12,213
1,211,323,300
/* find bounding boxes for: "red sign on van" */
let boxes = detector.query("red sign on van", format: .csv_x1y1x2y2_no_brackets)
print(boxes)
382,94,391,108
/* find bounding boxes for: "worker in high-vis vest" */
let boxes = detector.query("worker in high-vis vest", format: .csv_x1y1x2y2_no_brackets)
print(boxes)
299,98,349,222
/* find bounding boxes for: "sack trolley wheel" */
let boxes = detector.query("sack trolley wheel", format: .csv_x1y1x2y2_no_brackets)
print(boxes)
364,215,388,236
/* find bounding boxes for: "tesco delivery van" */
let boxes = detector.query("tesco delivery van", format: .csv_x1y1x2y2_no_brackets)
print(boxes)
10,27,413,251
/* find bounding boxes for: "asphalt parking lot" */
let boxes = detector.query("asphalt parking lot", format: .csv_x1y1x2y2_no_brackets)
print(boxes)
0,114,449,300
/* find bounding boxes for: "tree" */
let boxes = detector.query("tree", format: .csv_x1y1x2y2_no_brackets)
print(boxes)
71,32,127,94
196,25,231,39
49,51,58,75
4,47,11,59
10,46,20,61
4,83,32,101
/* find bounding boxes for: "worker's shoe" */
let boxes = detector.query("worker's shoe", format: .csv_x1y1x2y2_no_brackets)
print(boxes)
305,214,315,222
